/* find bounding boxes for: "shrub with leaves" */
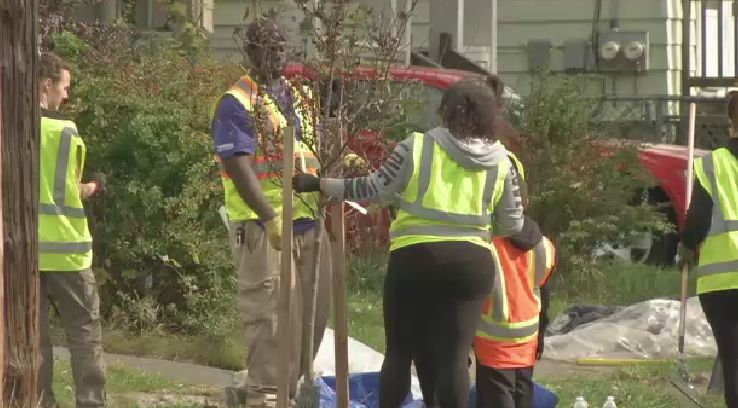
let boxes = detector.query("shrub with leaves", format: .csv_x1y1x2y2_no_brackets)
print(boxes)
506,74,670,291
53,31,241,334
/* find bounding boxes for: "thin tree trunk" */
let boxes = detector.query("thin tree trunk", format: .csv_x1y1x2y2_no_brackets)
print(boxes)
277,126,295,408
0,48,5,404
325,118,348,408
0,0,41,404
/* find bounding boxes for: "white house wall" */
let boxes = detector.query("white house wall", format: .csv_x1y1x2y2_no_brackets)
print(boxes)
492,0,685,96
209,0,706,98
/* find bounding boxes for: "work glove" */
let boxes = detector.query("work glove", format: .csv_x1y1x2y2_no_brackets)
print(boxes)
677,243,696,269
536,331,546,360
264,214,283,251
292,173,321,193
91,172,107,195
536,315,548,360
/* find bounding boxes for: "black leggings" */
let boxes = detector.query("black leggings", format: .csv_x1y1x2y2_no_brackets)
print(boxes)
700,289,738,408
379,241,495,408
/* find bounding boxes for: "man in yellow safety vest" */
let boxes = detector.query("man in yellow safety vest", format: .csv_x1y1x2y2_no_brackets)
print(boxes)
210,17,331,407
38,52,107,408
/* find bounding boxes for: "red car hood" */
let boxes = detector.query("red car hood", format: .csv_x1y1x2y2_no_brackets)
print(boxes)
637,143,710,226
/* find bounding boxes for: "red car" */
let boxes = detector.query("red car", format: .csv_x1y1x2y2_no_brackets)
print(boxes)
285,64,708,264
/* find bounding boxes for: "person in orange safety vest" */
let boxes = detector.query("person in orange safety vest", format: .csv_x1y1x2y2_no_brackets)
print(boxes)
474,214,556,408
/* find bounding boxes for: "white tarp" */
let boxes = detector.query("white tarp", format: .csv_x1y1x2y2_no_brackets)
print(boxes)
232,328,422,399
315,328,423,399
543,297,717,361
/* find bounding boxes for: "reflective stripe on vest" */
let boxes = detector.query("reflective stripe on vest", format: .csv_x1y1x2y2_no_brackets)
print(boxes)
477,317,539,340
39,241,94,253
693,149,738,293
211,75,319,222
389,132,508,243
39,127,87,218
39,117,93,272
508,151,525,181
478,237,556,342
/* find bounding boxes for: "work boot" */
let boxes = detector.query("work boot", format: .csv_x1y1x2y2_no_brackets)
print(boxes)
245,389,277,408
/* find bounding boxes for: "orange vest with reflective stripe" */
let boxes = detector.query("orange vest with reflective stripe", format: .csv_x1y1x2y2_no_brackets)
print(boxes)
475,236,556,369
212,74,319,221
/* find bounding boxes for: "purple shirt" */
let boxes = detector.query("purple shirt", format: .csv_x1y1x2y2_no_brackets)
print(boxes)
211,80,315,233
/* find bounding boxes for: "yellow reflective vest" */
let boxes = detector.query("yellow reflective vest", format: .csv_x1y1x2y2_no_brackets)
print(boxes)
39,113,93,272
211,74,319,222
389,132,510,251
508,151,525,181
693,147,738,294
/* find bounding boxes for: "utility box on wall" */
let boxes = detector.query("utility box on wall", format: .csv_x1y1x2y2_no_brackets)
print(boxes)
527,39,552,73
597,30,649,73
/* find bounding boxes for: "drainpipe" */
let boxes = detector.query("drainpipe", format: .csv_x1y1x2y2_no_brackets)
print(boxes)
610,0,620,30
457,0,464,51
405,0,412,65
490,0,497,73
201,0,214,32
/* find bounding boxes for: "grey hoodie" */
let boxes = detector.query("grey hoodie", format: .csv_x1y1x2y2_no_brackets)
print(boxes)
322,127,524,237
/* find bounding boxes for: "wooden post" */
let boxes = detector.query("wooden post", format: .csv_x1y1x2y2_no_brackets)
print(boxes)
331,200,349,408
276,126,295,408
327,117,349,408
0,48,4,403
0,0,41,403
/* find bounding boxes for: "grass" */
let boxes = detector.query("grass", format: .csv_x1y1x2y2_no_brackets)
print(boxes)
547,262,689,319
100,329,245,371
535,359,726,408
52,256,724,406
50,253,388,371
52,359,216,408
80,260,688,370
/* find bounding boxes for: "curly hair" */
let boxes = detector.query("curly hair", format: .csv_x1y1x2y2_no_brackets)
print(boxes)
438,78,504,140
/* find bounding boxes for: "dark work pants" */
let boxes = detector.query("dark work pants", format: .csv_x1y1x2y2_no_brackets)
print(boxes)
379,241,495,408
700,289,738,408
475,364,534,408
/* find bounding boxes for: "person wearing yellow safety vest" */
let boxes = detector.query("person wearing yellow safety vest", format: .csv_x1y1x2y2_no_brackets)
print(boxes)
37,52,107,408
678,91,738,408
474,214,555,408
294,79,524,408
209,17,331,407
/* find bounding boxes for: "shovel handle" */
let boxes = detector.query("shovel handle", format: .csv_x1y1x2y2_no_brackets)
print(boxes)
678,103,696,355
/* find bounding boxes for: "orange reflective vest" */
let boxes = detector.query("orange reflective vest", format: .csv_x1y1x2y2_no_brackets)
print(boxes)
475,236,556,369
211,74,320,222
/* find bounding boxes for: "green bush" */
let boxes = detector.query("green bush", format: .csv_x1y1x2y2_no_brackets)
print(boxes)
507,74,670,286
54,30,241,335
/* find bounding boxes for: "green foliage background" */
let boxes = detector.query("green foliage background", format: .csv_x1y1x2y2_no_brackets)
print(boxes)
51,26,668,334
506,74,670,292
54,29,241,334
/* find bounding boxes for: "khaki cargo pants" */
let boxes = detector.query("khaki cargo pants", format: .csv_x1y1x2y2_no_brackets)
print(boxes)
229,220,332,405
39,269,107,408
